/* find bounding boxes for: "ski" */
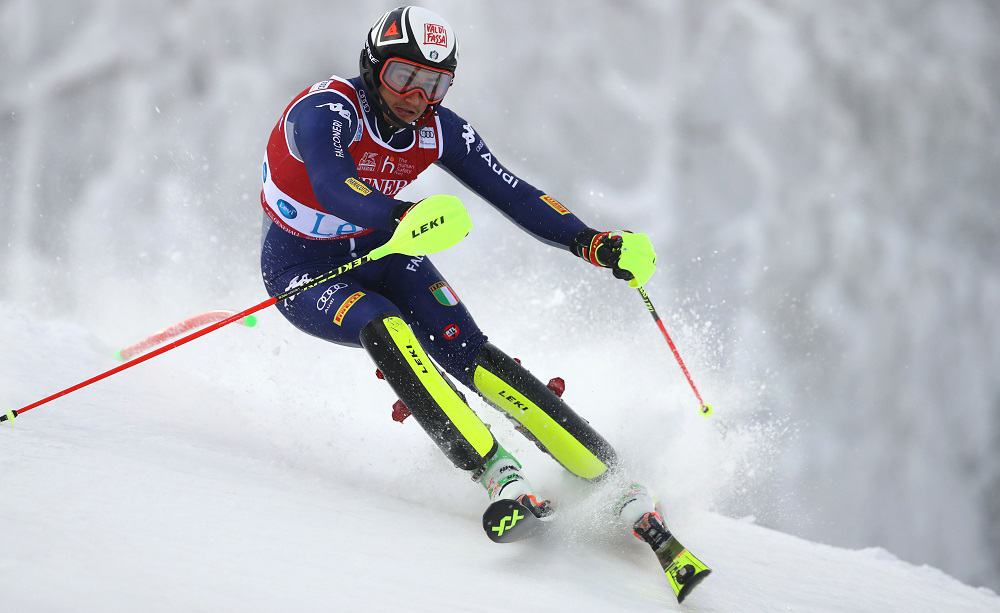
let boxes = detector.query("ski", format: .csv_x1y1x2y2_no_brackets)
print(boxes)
629,508,712,603
482,498,545,543
483,496,709,603
651,534,712,604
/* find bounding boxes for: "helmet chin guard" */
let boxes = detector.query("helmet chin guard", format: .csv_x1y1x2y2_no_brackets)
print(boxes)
359,6,458,131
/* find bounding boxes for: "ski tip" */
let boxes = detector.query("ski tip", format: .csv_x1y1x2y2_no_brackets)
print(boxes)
113,350,125,362
241,315,258,328
676,568,711,604
700,404,713,417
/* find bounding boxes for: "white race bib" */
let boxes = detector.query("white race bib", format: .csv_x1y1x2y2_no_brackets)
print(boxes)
261,159,368,240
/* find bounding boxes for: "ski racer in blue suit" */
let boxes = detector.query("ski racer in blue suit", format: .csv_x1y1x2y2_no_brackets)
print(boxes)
259,8,710,597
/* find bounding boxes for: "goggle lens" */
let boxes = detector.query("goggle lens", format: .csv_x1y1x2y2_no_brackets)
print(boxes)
380,58,453,103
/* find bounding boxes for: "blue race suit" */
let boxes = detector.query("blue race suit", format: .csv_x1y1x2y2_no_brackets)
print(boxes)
260,76,589,388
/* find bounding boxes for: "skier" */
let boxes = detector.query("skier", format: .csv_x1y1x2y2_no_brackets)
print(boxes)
259,6,709,602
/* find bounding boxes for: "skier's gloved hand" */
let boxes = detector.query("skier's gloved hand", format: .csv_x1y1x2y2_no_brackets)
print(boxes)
615,232,657,287
572,229,657,288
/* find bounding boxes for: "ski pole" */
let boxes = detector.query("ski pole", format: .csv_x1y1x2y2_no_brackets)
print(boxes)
636,286,713,417
1,194,473,424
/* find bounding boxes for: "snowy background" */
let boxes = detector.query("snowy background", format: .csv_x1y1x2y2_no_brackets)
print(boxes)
2,0,999,602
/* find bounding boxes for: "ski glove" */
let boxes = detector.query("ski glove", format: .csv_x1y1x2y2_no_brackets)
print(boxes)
572,229,657,288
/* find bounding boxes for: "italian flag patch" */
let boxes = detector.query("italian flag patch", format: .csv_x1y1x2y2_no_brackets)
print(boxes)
429,281,460,306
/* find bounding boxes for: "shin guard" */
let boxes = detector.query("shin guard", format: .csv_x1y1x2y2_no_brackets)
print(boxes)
472,343,617,479
360,315,497,471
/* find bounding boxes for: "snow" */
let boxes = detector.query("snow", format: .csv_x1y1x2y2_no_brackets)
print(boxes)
4,0,1000,592
1,305,997,612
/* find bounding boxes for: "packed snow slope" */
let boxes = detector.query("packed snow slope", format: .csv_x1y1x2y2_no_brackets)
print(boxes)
5,0,1000,591
1,305,997,613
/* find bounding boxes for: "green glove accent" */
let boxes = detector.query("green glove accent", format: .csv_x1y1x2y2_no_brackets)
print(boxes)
614,231,657,288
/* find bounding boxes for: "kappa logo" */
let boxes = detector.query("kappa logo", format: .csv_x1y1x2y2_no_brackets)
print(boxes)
358,151,378,172
424,23,448,47
316,102,351,121
462,123,476,154
282,273,314,305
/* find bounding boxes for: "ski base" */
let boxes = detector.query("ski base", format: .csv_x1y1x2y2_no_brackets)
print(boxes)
482,499,543,543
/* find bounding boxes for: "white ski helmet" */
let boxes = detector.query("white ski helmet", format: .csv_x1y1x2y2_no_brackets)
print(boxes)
359,6,459,129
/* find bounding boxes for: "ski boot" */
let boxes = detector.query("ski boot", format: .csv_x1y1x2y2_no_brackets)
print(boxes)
617,483,711,603
515,493,554,519
478,445,553,542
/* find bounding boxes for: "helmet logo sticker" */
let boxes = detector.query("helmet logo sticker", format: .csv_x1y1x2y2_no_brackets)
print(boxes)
373,8,409,47
424,23,448,47
429,50,439,60
383,20,401,39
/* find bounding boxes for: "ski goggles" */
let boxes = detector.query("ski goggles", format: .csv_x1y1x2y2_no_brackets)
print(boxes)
379,57,453,104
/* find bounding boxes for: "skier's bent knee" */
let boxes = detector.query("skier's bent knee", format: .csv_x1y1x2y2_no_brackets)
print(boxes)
470,342,618,479
359,314,496,472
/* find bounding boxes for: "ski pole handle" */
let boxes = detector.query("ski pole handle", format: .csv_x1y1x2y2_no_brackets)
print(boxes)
637,286,713,417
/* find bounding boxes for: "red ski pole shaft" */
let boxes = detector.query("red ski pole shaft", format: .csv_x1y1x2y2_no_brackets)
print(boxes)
636,286,713,417
1,251,378,424
1,297,276,423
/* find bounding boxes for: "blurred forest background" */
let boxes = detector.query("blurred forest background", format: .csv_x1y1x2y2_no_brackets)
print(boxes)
1,0,998,590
